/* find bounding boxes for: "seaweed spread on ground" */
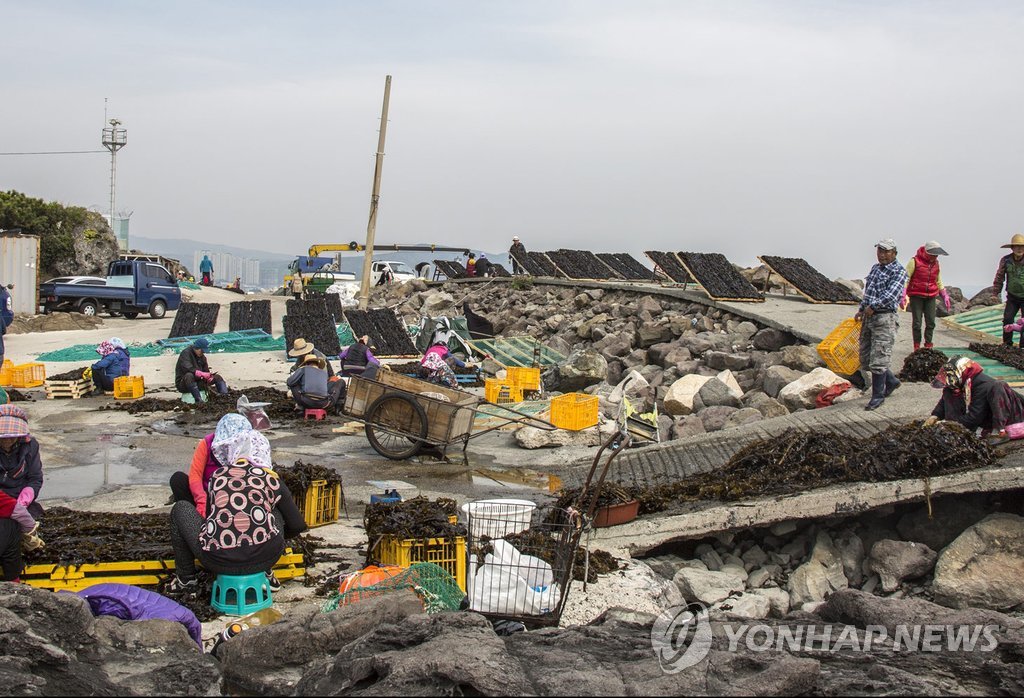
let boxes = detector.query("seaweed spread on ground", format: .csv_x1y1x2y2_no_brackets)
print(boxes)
553,482,635,511
276,460,342,499
48,367,88,382
626,422,992,515
5,388,31,402
969,342,1024,371
387,361,484,385
898,348,949,382
106,386,299,421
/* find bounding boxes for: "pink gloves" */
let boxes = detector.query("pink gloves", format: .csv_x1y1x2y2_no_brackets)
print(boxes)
899,292,909,311
16,487,34,508
194,370,211,381
939,289,951,312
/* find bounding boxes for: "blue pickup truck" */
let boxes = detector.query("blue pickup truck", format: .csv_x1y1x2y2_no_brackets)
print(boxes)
39,260,182,319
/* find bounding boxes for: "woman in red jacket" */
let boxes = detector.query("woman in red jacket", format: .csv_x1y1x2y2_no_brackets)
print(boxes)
901,240,950,351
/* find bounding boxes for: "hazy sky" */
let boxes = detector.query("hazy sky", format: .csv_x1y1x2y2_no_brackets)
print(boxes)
3,1,1024,288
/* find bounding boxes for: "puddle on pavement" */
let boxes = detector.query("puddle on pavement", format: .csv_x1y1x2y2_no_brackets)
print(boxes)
41,458,141,500
468,467,562,492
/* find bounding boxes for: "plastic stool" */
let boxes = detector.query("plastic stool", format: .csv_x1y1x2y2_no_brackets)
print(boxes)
304,408,327,421
211,572,273,615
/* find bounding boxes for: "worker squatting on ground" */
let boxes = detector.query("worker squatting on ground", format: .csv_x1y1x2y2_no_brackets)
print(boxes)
288,338,335,377
90,337,130,395
0,404,45,582
993,233,1024,347
856,238,910,411
925,355,1024,437
338,335,380,378
901,241,950,351
286,353,346,414
420,341,469,389
167,429,307,594
509,236,526,274
174,338,228,402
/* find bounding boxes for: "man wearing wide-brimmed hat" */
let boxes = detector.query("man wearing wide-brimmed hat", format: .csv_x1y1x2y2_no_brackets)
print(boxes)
287,337,335,377
856,239,909,411
993,233,1024,347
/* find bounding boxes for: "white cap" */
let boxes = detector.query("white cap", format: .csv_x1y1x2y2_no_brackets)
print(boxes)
924,240,948,256
875,238,897,251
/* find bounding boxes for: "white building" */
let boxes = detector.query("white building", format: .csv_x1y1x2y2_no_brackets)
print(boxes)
194,251,260,287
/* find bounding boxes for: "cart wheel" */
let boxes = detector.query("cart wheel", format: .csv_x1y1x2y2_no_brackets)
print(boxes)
364,394,428,460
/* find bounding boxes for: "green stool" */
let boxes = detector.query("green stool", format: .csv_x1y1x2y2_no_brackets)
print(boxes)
180,391,209,404
211,572,273,615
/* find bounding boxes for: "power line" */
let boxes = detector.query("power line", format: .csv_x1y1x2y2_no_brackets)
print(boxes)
0,150,106,155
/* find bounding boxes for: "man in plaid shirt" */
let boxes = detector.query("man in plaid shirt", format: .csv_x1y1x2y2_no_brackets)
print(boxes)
856,239,909,410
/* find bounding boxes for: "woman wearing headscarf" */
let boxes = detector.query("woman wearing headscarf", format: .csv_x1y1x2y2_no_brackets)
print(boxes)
419,341,465,389
0,405,44,581
91,337,131,395
168,413,251,517
167,429,307,593
925,355,1024,435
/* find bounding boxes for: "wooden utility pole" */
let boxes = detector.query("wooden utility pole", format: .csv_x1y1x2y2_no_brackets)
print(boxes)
358,75,392,309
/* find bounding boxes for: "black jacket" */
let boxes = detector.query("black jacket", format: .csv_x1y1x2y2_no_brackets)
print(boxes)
932,372,1024,432
174,348,211,391
0,438,43,500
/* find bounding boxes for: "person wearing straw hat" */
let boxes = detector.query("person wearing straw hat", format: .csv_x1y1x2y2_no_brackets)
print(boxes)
855,238,909,411
900,241,950,351
288,337,335,377
286,352,346,414
993,233,1024,347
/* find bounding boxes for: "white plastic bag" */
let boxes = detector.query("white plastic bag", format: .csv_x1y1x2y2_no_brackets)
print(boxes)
469,539,560,615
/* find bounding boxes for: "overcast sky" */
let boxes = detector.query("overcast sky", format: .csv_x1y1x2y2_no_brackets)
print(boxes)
3,1,1023,289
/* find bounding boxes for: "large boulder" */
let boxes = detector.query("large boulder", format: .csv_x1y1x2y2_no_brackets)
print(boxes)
670,414,706,440
662,374,711,416
741,391,790,419
763,365,805,398
932,513,1024,611
515,421,613,449
697,378,741,408
866,540,938,593
787,531,848,607
673,567,747,605
703,351,751,372
421,291,456,315
752,327,797,351
548,347,608,392
780,345,826,373
699,405,739,432
895,495,993,551
777,367,848,411
723,407,764,430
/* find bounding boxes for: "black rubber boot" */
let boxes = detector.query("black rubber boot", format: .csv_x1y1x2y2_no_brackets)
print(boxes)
865,372,886,411
883,370,901,397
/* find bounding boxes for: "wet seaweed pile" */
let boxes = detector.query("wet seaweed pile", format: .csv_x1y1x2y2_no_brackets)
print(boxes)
48,367,88,382
553,482,635,511
26,507,173,565
5,388,31,402
387,361,484,385
899,348,949,382
158,570,218,622
364,496,465,542
108,387,300,421
629,422,992,515
277,460,342,499
969,342,1024,371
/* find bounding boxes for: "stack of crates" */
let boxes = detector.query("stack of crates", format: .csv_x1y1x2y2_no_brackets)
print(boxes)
1,362,46,389
485,378,523,405
550,392,599,431
817,318,862,375
377,534,467,592
113,376,146,400
505,366,541,393
296,479,342,528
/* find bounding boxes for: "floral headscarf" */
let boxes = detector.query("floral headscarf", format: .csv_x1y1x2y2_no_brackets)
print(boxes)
932,356,984,408
211,413,253,465
225,430,272,470
96,341,116,357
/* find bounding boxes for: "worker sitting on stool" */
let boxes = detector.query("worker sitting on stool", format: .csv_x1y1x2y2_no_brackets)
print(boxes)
286,353,346,414
175,338,228,402
288,338,335,377
338,335,380,379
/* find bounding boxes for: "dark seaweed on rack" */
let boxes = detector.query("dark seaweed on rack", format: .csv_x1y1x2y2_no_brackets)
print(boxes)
546,250,621,280
677,252,764,301
899,348,949,382
488,263,512,277
596,253,651,281
168,303,220,339
433,260,468,280
510,250,547,276
759,256,859,303
526,251,561,277
968,342,1024,371
644,251,693,283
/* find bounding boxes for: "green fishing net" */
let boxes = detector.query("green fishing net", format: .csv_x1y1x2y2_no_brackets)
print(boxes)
321,562,465,615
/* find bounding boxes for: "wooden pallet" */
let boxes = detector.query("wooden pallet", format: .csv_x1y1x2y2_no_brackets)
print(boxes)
940,306,1005,343
756,256,859,305
22,550,305,592
44,377,92,399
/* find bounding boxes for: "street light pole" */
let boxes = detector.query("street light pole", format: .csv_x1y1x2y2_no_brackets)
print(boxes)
358,75,392,310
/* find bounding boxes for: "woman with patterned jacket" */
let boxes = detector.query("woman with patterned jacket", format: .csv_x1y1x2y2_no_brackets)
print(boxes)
167,429,306,593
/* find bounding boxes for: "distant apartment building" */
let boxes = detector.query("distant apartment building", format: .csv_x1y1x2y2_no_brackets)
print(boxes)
194,251,260,287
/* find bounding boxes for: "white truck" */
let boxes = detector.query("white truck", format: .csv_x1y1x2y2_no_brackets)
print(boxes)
371,260,416,285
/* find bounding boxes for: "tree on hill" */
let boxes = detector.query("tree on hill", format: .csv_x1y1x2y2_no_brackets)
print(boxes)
0,190,120,278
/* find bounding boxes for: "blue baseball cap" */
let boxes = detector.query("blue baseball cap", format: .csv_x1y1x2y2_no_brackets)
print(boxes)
194,338,210,350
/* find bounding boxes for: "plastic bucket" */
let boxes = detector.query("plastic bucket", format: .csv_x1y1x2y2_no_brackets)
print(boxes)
462,498,536,539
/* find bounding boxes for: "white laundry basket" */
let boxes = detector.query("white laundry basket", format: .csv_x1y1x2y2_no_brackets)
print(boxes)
461,498,536,539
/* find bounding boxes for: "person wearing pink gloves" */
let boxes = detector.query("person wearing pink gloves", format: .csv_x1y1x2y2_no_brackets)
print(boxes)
901,240,950,351
0,404,44,580
174,337,228,402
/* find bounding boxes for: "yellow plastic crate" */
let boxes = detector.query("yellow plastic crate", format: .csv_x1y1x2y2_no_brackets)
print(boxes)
506,366,541,392
378,535,467,592
7,363,45,388
113,375,145,400
0,360,12,386
485,378,523,405
296,479,342,528
817,318,862,375
550,393,599,430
